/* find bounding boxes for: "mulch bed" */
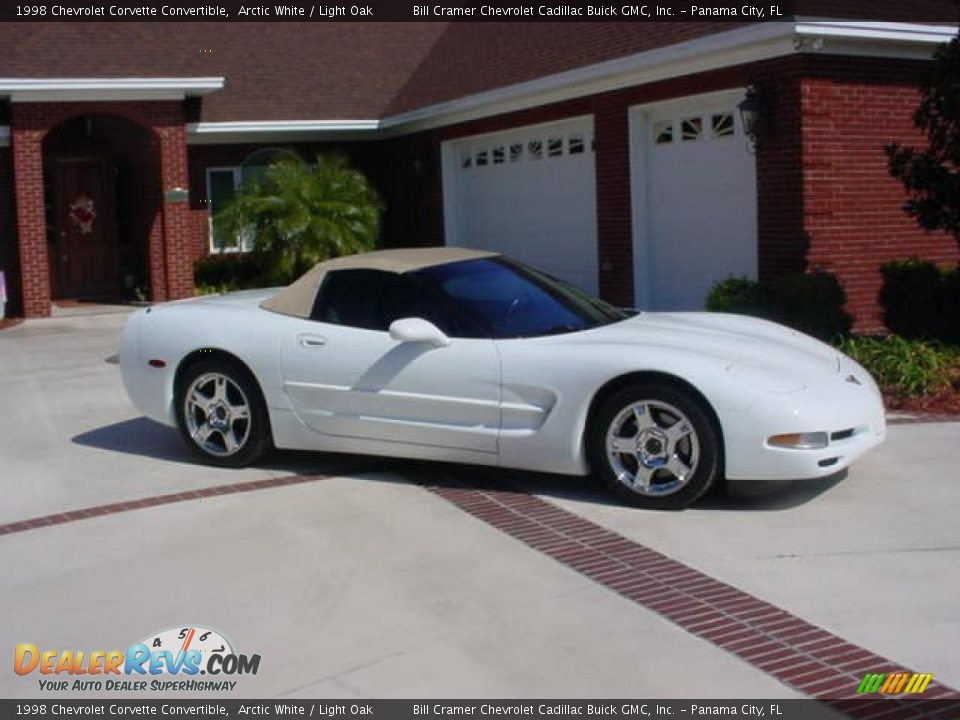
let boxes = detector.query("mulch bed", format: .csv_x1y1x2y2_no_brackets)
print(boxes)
0,318,23,331
884,369,960,419
885,390,960,417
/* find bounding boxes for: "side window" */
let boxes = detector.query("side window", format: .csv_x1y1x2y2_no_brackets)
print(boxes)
379,275,458,335
310,269,395,330
310,269,460,335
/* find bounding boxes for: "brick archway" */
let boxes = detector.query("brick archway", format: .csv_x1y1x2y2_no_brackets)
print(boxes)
9,101,197,317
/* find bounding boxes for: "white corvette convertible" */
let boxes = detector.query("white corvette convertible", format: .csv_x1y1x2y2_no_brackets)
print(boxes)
120,248,886,510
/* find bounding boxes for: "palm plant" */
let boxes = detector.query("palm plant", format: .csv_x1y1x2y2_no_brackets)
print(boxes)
216,154,383,284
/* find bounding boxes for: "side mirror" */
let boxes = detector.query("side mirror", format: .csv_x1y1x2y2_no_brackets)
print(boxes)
389,318,450,348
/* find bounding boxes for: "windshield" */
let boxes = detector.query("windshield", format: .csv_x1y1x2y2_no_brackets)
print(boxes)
414,257,630,339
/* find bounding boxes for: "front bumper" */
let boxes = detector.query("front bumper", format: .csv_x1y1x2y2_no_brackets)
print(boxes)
722,363,886,481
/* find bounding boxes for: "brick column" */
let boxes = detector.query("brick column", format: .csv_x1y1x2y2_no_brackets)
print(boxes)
10,121,51,317
594,99,634,308
157,122,194,300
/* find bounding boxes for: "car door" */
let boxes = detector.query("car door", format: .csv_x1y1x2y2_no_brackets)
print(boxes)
279,269,501,454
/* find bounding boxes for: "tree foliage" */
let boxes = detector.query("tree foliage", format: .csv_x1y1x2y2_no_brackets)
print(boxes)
886,28,960,246
216,154,383,284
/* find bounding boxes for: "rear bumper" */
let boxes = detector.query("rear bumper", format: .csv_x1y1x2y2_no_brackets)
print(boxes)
119,311,177,428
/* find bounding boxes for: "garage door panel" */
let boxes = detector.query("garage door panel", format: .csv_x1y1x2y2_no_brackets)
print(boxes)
633,95,758,312
444,119,598,294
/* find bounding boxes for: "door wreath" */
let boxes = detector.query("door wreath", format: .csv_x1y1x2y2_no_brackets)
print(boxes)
69,193,97,234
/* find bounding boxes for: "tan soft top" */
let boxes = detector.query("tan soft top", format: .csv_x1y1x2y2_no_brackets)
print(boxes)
260,247,498,318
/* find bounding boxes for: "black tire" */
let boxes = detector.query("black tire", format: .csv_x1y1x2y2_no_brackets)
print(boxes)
175,358,271,468
588,381,721,510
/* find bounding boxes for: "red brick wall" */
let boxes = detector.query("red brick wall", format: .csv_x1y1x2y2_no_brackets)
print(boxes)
8,101,199,316
156,121,194,301
9,115,50,318
800,57,960,331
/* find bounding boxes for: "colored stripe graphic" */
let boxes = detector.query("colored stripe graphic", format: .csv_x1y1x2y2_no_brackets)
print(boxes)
860,673,935,695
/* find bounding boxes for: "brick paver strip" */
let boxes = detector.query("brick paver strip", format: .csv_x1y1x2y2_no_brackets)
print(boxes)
424,472,960,717
0,471,340,537
2,461,958,716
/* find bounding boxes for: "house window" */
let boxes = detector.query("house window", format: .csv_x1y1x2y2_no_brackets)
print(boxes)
460,153,473,169
527,140,543,160
509,143,524,162
711,113,735,138
492,146,505,164
476,150,489,166
568,134,585,154
206,167,254,253
547,137,563,157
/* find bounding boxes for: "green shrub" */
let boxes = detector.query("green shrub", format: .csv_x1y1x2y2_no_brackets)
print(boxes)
215,154,382,285
879,257,955,342
705,276,769,315
836,335,959,396
705,272,851,341
768,272,852,341
193,253,272,295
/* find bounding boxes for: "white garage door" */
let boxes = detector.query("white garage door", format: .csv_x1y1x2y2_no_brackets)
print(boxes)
442,118,598,294
630,90,757,311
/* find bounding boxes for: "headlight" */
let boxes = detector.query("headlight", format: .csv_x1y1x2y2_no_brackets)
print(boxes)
767,432,828,450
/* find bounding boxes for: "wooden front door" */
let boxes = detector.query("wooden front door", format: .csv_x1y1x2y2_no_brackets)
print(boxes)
49,156,118,299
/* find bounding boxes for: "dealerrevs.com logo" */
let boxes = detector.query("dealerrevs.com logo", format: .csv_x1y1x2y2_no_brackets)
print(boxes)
14,626,261,692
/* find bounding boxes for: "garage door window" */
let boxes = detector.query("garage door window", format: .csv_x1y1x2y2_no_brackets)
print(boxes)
711,113,735,138
680,117,703,142
653,120,674,144
652,111,738,146
458,131,593,171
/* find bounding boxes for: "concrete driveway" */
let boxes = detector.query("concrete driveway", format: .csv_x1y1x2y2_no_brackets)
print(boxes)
0,312,958,702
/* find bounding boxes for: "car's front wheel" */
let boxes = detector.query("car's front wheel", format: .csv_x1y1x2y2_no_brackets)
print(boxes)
175,359,271,468
588,382,721,510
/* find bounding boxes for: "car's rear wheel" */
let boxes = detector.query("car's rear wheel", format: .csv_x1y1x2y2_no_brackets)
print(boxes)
589,382,720,510
175,359,270,468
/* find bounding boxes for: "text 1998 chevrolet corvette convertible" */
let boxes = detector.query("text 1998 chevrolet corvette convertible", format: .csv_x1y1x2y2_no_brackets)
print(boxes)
120,248,885,509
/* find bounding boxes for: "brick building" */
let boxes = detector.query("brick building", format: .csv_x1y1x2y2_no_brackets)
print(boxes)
1,15,958,328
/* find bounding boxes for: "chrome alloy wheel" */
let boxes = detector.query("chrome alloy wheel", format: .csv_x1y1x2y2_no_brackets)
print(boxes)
605,400,700,496
183,372,252,458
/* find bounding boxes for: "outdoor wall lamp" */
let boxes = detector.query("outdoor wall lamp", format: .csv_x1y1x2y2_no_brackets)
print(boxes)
738,86,765,147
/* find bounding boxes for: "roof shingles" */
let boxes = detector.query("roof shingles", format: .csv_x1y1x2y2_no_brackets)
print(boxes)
1,11,956,124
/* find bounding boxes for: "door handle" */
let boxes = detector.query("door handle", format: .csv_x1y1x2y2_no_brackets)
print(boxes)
298,334,327,348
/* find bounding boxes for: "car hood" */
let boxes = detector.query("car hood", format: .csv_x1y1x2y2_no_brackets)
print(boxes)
571,312,840,380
